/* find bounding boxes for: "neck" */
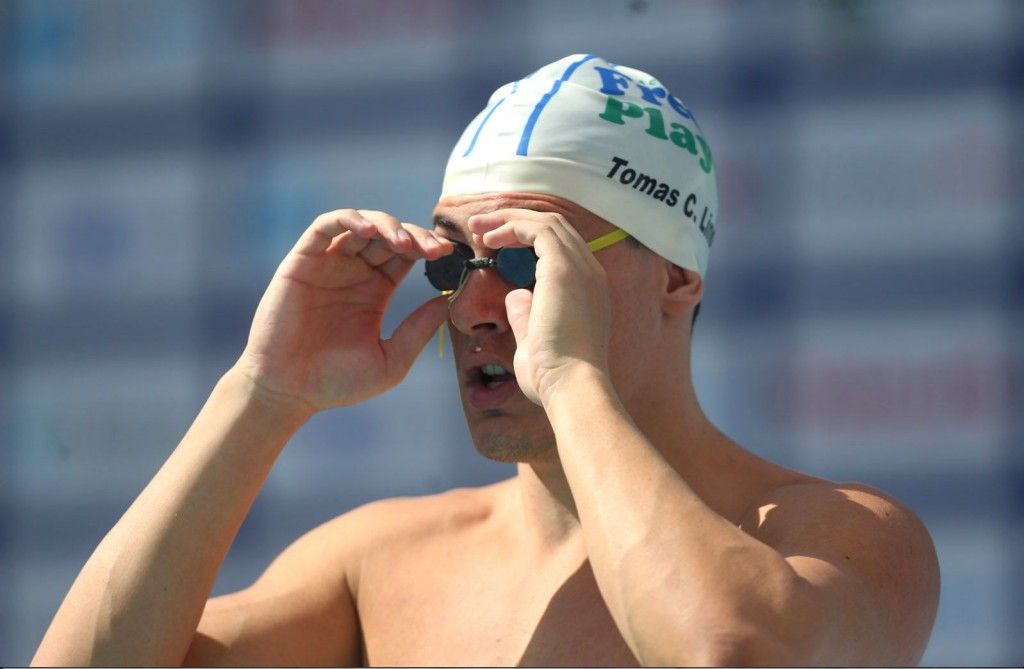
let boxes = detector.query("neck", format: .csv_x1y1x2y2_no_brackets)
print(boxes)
510,365,728,555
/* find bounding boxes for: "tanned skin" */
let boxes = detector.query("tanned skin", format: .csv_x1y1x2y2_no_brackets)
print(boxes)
33,195,939,666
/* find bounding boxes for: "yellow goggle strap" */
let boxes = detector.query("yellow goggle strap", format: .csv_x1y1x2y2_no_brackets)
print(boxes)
585,228,630,253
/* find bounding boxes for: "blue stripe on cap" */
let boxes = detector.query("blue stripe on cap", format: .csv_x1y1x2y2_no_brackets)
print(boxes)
462,80,520,157
516,54,597,156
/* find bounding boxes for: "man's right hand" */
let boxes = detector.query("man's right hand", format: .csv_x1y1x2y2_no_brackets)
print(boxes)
233,208,453,412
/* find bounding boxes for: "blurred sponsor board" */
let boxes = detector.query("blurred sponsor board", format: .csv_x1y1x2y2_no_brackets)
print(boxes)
13,0,203,107
12,153,201,303
780,311,1010,474
9,357,200,503
795,95,1011,262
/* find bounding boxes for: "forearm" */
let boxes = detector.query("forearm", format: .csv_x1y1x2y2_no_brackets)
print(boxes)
32,368,314,667
545,366,813,665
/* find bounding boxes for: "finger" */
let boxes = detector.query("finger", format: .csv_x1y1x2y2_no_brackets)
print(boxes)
401,223,454,261
383,295,451,376
377,253,417,285
476,219,546,249
332,222,449,264
467,208,557,234
293,209,374,255
328,229,372,256
359,210,414,253
505,288,532,348
356,238,401,267
361,227,453,268
478,220,578,261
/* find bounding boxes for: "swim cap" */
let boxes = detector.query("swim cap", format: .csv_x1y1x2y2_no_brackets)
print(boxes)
441,54,718,277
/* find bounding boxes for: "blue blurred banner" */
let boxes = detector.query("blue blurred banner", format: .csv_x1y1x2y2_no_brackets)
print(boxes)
1,1,1020,664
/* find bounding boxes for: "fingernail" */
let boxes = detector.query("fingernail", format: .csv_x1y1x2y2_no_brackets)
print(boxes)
396,229,411,243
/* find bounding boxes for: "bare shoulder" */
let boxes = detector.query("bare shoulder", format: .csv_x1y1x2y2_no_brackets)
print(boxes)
741,479,937,569
739,478,940,663
185,482,507,666
338,481,503,548
277,479,508,587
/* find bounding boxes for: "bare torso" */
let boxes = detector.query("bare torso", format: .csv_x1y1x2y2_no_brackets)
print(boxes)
354,482,639,667
181,438,933,667
350,457,812,667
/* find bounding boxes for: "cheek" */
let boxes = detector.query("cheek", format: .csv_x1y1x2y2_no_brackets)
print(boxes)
608,263,662,335
607,281,662,383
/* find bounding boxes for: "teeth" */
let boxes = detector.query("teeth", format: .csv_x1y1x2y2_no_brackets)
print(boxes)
481,363,507,376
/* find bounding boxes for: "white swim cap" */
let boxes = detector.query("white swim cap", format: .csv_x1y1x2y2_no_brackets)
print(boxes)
442,54,718,277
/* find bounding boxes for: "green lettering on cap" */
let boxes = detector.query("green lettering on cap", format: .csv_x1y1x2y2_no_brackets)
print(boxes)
598,97,643,125
644,107,669,140
696,134,714,174
669,123,698,156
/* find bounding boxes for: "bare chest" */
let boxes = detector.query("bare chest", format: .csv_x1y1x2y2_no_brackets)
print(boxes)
357,558,639,667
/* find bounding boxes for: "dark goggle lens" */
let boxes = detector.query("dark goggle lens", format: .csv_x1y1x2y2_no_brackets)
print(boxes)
424,242,538,291
495,247,537,288
424,242,472,291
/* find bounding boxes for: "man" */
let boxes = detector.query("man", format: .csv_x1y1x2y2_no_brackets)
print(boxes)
33,55,939,666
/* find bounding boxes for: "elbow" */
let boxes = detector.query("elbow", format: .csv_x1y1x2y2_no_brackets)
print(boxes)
645,618,819,667
689,627,809,667
681,580,825,666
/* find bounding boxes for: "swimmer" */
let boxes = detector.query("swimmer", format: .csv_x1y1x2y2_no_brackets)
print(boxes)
32,55,939,666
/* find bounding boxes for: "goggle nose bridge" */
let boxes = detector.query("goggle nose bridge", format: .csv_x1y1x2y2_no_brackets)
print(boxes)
463,257,497,272
453,253,528,294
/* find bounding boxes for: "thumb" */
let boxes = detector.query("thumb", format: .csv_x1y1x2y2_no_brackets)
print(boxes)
385,295,450,374
505,288,532,348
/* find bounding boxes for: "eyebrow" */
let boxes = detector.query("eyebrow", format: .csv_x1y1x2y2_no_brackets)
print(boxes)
432,215,461,234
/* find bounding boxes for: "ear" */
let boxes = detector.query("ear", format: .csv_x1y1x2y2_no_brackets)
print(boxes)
661,261,703,319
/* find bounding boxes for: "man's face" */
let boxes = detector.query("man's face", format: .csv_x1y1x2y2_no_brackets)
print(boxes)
430,192,663,464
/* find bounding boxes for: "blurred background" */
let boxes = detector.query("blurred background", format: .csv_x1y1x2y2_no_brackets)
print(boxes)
1,0,1020,664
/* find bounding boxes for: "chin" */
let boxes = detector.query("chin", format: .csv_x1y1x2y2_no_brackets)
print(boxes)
468,421,557,464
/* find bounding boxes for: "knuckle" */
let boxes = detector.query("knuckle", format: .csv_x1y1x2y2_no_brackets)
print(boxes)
401,222,425,236
361,209,399,227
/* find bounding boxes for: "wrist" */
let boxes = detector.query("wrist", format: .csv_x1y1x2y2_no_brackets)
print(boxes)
540,360,614,408
222,365,318,428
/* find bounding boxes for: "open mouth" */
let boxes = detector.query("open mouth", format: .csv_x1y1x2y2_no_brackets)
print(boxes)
477,363,514,389
465,361,519,410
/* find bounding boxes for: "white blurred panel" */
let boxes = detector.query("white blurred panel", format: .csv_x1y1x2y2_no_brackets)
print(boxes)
795,94,1011,261
787,311,1009,473
255,0,463,90
12,153,202,302
527,0,732,63
14,0,204,108
693,324,796,464
10,357,201,503
700,108,794,269
795,0,1010,55
203,134,452,288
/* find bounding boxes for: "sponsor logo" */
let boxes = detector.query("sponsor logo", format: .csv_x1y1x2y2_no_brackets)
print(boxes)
593,65,714,176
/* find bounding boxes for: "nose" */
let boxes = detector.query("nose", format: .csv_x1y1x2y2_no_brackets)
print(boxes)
448,263,513,337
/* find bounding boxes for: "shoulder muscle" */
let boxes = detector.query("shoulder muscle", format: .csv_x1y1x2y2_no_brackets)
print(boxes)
742,481,940,665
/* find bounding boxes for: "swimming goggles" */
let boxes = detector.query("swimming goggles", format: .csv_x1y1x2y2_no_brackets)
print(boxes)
426,228,629,358
424,228,630,297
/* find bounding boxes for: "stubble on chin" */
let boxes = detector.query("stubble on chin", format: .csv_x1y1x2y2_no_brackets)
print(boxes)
468,414,558,464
